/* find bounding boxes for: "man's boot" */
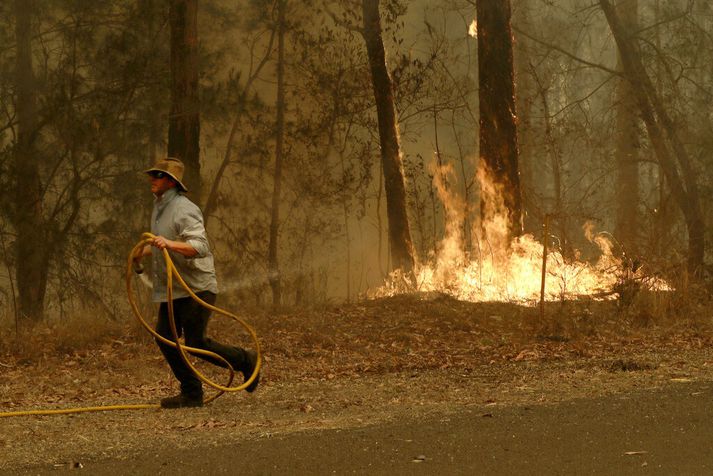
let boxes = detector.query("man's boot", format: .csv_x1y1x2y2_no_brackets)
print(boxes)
241,350,260,393
160,392,204,408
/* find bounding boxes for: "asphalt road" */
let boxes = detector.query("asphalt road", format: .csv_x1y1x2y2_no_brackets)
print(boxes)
12,381,713,475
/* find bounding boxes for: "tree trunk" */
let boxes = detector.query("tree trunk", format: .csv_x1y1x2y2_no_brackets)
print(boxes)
512,0,537,235
600,0,704,274
14,0,48,322
613,0,640,257
361,0,416,274
168,0,201,197
476,0,523,243
268,0,286,306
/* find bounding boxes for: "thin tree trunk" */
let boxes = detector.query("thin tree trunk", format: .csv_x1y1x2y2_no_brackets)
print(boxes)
14,0,47,322
340,151,352,302
361,0,416,274
600,0,704,274
476,0,523,243
531,68,569,256
651,0,669,259
543,91,566,254
451,111,472,256
433,105,447,255
512,0,537,235
268,0,286,306
168,0,201,197
613,0,640,257
376,166,386,277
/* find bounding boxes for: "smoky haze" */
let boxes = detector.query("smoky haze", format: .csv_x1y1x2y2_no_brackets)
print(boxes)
0,0,710,323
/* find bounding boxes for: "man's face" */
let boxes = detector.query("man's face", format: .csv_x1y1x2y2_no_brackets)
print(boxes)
148,171,176,196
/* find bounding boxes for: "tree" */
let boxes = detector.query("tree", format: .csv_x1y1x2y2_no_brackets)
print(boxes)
268,0,287,306
13,0,47,322
361,0,416,274
168,0,201,197
475,0,523,244
600,0,705,275
512,0,538,235
613,0,640,257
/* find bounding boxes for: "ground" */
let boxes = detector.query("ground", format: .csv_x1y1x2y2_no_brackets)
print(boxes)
1,293,713,473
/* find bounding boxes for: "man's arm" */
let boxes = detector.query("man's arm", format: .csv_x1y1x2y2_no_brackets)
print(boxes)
174,201,210,258
134,244,152,259
151,235,198,258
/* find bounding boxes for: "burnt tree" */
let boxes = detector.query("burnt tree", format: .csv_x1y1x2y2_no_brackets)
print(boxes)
361,0,416,274
168,0,201,196
476,0,523,241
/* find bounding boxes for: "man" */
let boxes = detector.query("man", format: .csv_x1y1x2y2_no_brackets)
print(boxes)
134,157,259,408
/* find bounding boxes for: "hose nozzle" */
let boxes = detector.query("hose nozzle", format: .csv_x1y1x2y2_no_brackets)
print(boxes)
132,260,144,275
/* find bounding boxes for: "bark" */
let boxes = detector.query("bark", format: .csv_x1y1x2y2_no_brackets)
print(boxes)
168,0,201,197
376,167,386,276
268,0,286,306
476,0,523,242
512,0,538,235
600,0,704,274
361,0,416,274
613,0,640,257
14,0,48,322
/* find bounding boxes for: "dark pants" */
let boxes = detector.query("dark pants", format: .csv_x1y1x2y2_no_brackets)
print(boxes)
155,291,247,398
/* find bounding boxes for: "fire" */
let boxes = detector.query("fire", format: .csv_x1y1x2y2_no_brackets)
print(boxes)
370,160,670,304
468,19,478,38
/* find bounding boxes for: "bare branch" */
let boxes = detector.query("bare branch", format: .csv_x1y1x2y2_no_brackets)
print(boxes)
513,26,620,76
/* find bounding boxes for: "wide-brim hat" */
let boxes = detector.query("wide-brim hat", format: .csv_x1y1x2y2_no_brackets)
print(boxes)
144,157,188,192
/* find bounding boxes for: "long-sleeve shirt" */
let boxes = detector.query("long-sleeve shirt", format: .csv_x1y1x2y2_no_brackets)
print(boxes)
150,187,218,302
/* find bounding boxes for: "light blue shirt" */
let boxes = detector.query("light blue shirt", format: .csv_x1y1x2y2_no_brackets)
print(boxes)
150,187,218,302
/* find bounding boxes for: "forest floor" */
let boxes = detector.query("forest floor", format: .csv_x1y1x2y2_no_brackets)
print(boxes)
2,292,713,472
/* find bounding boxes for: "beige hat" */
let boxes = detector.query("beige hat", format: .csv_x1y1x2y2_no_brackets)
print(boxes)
144,157,188,192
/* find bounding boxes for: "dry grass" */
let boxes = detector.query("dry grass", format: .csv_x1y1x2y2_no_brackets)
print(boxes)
1,285,711,368
3,288,713,470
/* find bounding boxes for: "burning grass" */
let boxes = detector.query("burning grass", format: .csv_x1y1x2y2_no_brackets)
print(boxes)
372,161,672,305
372,229,672,305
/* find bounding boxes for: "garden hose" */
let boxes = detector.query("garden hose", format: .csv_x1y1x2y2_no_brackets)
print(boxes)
0,232,261,418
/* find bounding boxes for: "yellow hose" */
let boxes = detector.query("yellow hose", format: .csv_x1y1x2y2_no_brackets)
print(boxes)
0,232,261,418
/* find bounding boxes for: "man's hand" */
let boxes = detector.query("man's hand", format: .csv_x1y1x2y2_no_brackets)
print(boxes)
152,235,173,250
151,235,198,258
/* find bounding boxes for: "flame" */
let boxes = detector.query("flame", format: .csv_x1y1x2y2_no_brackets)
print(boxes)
468,19,478,38
370,160,671,304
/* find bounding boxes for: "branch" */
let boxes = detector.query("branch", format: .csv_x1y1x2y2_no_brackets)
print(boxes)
203,27,277,223
325,2,363,35
513,26,621,76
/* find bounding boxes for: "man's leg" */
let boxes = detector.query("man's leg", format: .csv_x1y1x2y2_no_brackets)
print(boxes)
155,297,204,404
183,291,260,392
